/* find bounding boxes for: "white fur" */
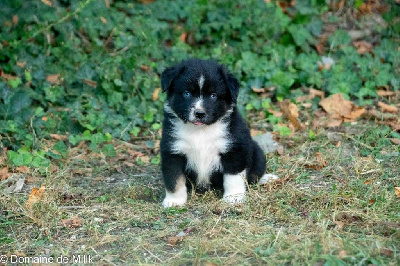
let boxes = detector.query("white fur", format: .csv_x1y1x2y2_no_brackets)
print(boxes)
258,173,279,185
162,175,187,207
198,75,205,91
169,112,232,187
223,170,247,204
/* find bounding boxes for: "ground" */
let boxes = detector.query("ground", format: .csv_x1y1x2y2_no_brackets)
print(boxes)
1,117,399,265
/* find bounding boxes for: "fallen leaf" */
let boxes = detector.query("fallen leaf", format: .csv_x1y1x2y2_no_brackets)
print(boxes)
320,93,354,117
250,129,264,137
0,167,10,180
364,179,373,185
153,87,161,101
42,116,48,122
16,166,29,173
336,140,341,147
395,187,400,198
353,41,373,54
378,101,398,113
82,78,97,88
50,134,68,141
377,90,396,97
326,119,343,128
46,74,60,84
41,0,52,6
369,199,376,205
104,0,110,8
100,16,107,24
251,87,266,93
344,107,366,121
167,236,182,246
338,250,347,259
380,248,393,257
179,31,187,43
389,138,400,145
26,185,46,207
309,88,325,99
12,15,19,25
17,61,26,68
278,100,302,130
60,216,83,228
140,65,149,71
333,220,345,230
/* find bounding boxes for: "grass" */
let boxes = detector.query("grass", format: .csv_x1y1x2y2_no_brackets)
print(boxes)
1,121,399,265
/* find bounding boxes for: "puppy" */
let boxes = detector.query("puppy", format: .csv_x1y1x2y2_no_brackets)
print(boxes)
160,59,277,207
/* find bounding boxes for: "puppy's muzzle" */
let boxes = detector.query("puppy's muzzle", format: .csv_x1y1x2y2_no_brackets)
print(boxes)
194,109,206,119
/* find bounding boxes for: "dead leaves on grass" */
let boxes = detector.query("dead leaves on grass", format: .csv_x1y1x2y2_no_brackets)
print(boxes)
26,185,46,208
59,216,83,228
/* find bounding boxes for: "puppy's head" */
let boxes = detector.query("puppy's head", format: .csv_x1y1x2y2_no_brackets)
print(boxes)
161,59,239,125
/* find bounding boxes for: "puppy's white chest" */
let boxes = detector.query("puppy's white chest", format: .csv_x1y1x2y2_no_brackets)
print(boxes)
171,121,229,186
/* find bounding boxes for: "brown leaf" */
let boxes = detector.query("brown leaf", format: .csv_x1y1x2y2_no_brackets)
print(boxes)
389,138,400,145
104,0,110,8
46,74,60,84
251,87,266,93
42,116,48,122
380,248,393,257
333,220,345,230
140,65,149,71
179,31,187,43
326,119,343,128
338,250,347,259
395,187,400,198
364,179,373,185
278,100,302,130
344,107,366,121
16,166,29,173
167,236,183,246
353,41,373,54
336,140,341,147
100,16,107,24
0,167,10,180
17,61,26,68
41,0,52,6
369,199,376,205
250,129,264,137
12,15,19,25
377,90,396,97
320,93,354,117
378,101,398,113
26,185,46,207
309,88,325,99
152,87,161,101
50,134,68,141
60,216,83,228
83,78,97,88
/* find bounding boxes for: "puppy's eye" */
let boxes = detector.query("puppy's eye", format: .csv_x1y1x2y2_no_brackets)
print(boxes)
183,91,191,98
210,93,217,99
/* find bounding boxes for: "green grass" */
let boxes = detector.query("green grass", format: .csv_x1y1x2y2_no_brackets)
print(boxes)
1,123,399,265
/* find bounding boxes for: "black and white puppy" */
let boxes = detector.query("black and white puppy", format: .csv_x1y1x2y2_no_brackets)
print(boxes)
160,59,277,207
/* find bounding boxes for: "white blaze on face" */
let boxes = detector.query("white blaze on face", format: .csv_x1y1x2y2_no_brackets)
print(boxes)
198,74,205,91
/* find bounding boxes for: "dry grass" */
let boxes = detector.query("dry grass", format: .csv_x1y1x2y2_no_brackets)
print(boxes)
1,123,399,265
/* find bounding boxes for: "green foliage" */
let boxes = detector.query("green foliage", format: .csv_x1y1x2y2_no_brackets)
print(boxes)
0,0,398,155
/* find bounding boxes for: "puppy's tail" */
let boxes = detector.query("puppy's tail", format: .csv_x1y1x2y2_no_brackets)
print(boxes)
252,132,278,154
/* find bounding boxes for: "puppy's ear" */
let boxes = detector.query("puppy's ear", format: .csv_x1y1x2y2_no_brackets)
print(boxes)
161,65,185,93
220,66,239,103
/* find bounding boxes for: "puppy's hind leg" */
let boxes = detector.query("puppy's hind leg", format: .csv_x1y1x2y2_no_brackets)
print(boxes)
248,140,279,185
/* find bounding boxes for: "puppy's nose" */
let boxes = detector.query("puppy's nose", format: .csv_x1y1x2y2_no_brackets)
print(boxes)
194,110,206,119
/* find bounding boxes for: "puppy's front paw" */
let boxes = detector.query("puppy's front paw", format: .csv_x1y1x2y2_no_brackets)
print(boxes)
162,193,187,208
223,193,246,205
258,173,279,185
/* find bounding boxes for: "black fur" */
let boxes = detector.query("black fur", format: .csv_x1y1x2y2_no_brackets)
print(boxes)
160,59,266,195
